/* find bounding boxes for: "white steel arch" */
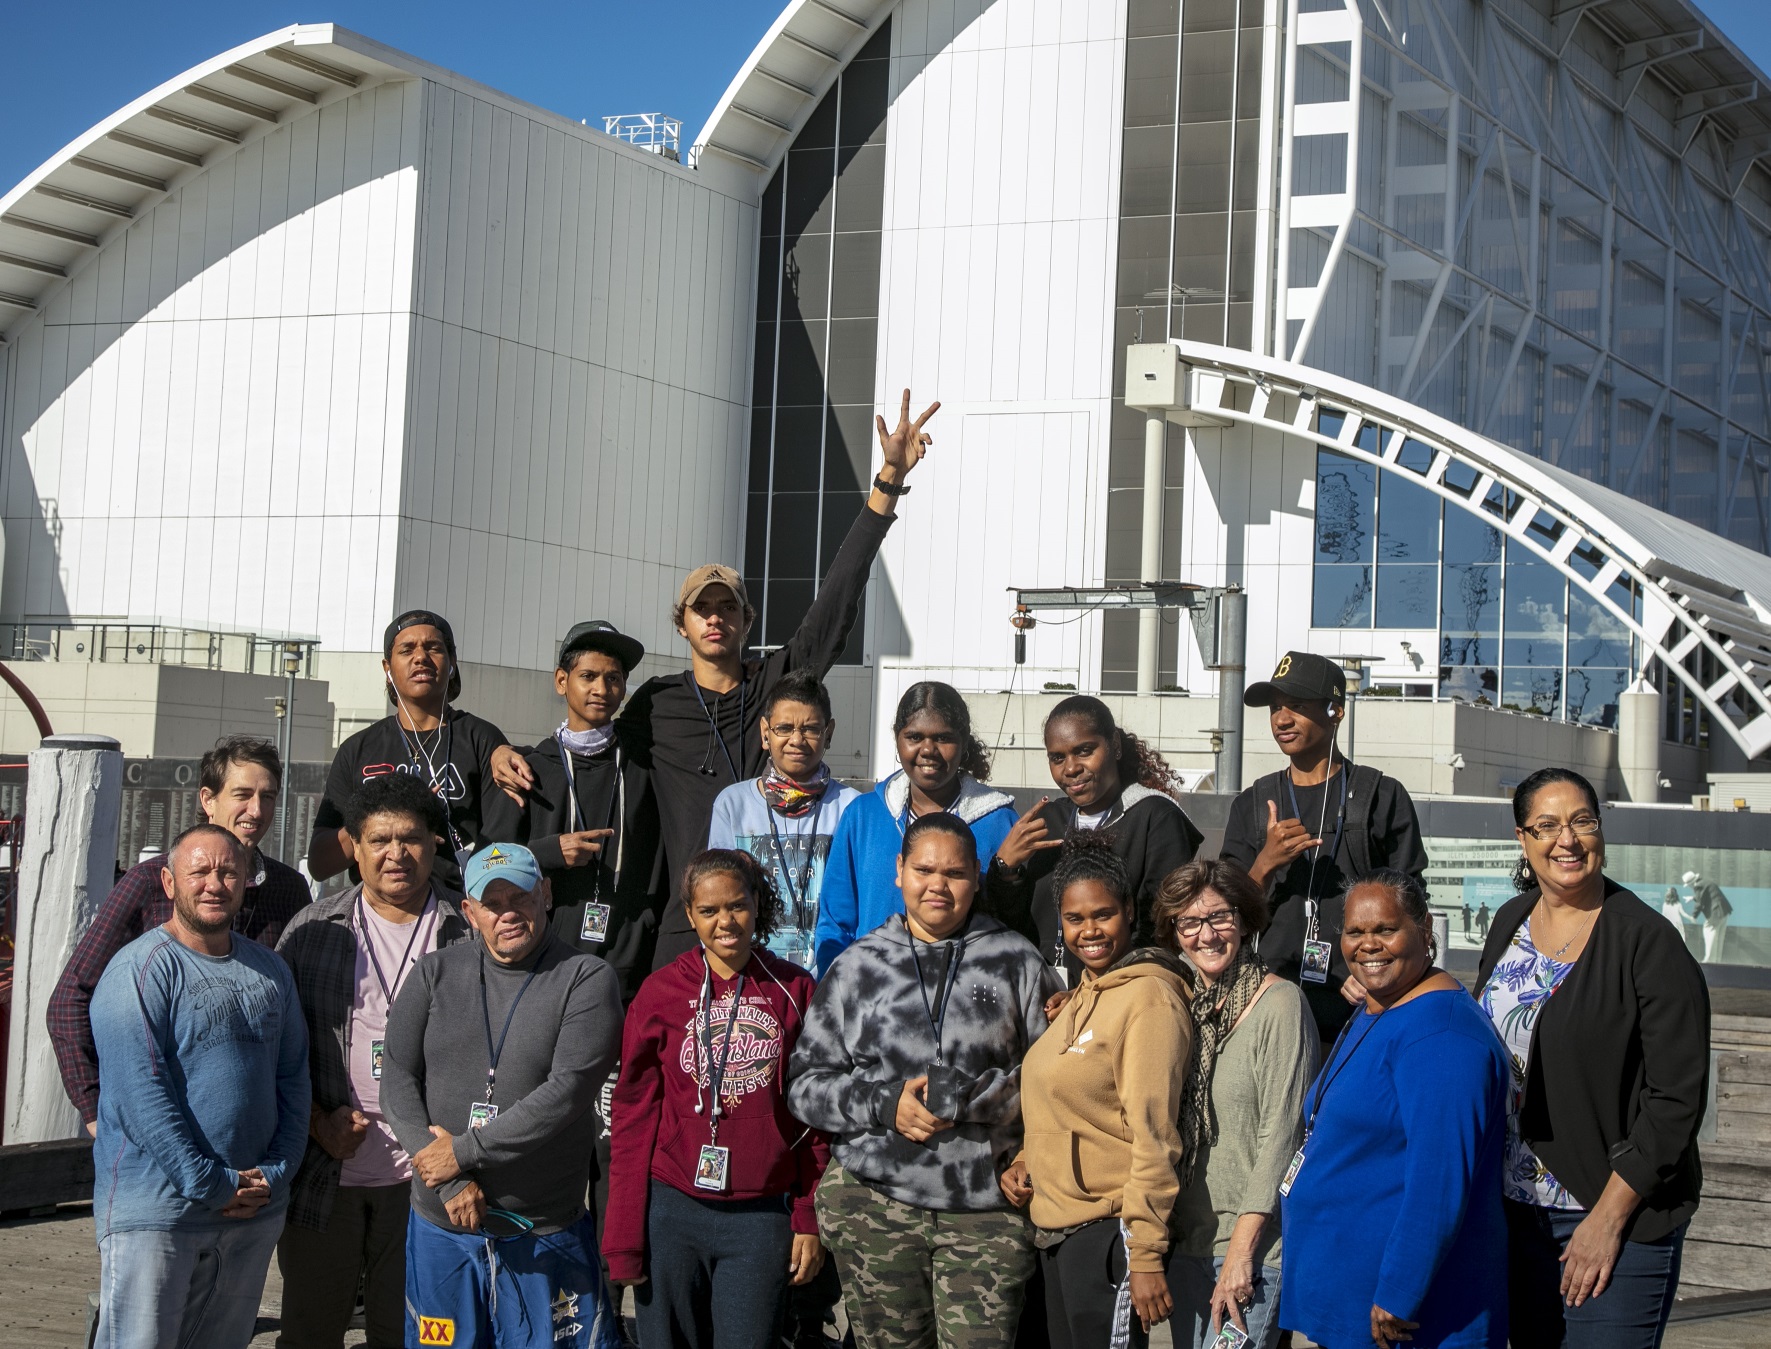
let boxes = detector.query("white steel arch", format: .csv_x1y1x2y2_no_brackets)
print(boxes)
1176,339,1771,759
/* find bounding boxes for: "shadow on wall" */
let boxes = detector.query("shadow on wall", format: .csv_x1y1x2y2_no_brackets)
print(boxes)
0,80,422,638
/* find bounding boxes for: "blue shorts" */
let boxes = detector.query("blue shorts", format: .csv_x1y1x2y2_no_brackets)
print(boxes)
404,1209,620,1349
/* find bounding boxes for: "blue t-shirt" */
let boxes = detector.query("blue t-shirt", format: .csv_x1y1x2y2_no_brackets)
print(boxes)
707,775,860,971
91,928,310,1237
1281,988,1509,1348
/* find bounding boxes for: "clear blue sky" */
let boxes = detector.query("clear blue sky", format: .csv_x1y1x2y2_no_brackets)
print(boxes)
4,0,1771,193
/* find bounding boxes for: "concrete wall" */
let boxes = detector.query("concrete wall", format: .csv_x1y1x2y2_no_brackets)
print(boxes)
0,662,335,760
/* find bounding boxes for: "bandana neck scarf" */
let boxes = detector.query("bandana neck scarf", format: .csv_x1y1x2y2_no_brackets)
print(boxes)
557,722,615,757
1177,945,1267,1188
762,763,832,817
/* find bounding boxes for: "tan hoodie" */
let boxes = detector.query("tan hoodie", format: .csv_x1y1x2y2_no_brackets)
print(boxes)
1016,956,1193,1272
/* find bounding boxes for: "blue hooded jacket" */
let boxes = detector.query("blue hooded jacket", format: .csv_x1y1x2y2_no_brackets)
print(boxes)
813,771,1017,975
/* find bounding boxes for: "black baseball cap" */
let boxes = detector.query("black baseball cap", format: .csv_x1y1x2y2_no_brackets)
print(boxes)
383,609,461,701
558,620,645,674
1244,651,1346,707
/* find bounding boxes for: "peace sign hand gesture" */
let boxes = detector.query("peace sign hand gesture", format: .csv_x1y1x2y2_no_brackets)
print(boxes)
873,389,941,505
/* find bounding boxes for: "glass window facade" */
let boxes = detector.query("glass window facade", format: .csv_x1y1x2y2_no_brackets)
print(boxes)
744,21,890,663
1282,7,1771,554
1105,0,1266,689
1313,448,1640,727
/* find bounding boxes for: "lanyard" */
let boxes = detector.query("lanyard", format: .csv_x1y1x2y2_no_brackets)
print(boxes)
395,713,466,854
1305,1007,1382,1138
907,930,966,1066
356,893,433,1005
478,943,545,1105
763,793,814,927
1285,763,1348,939
555,735,624,894
896,780,962,836
687,673,746,781
698,958,748,1139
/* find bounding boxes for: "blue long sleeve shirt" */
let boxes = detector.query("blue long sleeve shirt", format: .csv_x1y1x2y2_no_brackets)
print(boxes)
813,772,1018,976
1280,988,1509,1349
90,928,310,1239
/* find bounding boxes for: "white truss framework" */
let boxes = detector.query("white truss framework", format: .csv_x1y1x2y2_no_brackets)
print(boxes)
1177,339,1771,759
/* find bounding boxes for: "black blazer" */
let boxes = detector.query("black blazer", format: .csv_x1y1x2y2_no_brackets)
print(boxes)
1477,878,1708,1241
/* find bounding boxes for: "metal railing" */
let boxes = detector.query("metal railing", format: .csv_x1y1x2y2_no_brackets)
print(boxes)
0,620,317,676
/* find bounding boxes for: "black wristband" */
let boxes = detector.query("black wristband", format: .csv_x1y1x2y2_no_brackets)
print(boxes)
873,474,910,497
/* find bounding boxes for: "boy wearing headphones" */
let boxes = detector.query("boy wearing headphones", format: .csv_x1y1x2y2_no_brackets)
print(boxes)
309,611,520,893
1218,651,1428,1043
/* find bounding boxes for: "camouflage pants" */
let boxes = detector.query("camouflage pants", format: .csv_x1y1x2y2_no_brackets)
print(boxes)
815,1161,1036,1349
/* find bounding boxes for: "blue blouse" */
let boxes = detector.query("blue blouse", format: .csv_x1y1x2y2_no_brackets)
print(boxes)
1280,988,1509,1348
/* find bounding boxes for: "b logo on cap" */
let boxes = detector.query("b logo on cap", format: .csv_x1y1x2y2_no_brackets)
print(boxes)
1274,655,1293,678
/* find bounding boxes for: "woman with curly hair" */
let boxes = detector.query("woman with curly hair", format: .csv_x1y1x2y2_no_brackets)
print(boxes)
603,849,829,1349
815,682,1017,972
984,695,1202,979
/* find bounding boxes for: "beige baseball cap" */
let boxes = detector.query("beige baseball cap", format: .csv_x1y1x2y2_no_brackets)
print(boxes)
679,563,750,609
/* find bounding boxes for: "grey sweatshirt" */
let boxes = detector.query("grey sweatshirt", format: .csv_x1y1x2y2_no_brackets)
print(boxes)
787,912,1059,1212
380,933,622,1234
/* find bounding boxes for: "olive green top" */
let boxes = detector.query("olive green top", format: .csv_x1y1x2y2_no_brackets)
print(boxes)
1170,978,1319,1263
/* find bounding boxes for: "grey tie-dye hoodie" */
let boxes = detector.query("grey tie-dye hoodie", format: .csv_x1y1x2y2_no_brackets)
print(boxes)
786,911,1061,1212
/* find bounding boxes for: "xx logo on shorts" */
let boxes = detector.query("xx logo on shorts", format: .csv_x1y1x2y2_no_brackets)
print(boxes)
417,1315,455,1344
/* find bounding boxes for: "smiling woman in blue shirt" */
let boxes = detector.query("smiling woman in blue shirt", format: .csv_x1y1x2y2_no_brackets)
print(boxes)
1278,868,1509,1349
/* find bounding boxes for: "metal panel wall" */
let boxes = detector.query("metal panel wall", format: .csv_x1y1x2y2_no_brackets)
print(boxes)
0,80,424,653
399,82,758,673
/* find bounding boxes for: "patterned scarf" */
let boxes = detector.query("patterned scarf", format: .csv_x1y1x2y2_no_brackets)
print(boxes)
761,763,832,817
557,721,615,757
1177,946,1268,1188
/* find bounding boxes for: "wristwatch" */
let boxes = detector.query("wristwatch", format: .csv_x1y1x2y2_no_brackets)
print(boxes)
873,474,910,496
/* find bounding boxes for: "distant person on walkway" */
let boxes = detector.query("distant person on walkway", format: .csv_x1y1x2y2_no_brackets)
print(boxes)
1462,902,1474,939
1280,870,1509,1349
379,842,624,1348
308,610,530,893
815,681,1016,973
481,619,661,998
1477,902,1492,939
983,695,1202,977
618,392,940,971
274,774,471,1349
1682,870,1732,964
89,823,310,1349
49,735,311,1138
1218,652,1428,1044
1481,771,1708,1349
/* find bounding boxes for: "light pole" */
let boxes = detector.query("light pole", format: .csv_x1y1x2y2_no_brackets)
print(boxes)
1339,655,1378,764
278,642,302,861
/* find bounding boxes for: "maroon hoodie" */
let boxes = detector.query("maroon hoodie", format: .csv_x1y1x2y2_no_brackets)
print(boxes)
603,945,828,1281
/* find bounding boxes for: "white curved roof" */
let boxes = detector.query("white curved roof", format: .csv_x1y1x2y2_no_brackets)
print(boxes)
692,0,892,177
0,23,705,345
0,26,424,342
1176,340,1771,758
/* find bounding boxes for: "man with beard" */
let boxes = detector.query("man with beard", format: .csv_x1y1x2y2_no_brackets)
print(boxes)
88,824,309,1349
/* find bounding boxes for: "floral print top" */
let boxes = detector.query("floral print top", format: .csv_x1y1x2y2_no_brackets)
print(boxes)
1478,919,1584,1209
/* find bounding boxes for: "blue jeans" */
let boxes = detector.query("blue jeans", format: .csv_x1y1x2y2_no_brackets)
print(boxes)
97,1214,285,1349
635,1179,792,1349
1165,1253,1283,1349
1504,1200,1684,1349
404,1208,620,1349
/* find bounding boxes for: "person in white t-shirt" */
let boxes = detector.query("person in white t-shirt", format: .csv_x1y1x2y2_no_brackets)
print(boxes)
275,773,473,1348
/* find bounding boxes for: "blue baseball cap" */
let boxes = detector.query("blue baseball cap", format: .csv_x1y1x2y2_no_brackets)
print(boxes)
462,843,543,902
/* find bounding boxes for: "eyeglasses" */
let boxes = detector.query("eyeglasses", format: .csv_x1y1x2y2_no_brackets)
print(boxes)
1176,909,1240,937
1519,816,1602,842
